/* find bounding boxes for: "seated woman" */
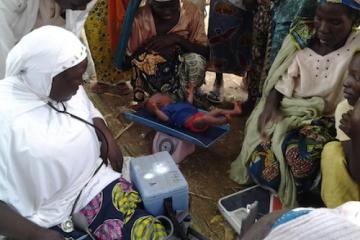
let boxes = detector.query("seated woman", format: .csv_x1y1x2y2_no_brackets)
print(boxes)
321,52,360,208
0,26,166,239
230,0,360,208
127,0,208,103
146,85,241,132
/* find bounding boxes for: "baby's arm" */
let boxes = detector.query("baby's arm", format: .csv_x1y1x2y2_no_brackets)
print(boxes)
148,100,169,122
186,84,195,104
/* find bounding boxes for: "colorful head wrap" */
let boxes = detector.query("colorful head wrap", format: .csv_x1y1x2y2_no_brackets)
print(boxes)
318,0,360,10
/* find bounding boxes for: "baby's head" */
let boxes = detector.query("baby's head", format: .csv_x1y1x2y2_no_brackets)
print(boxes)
344,52,360,106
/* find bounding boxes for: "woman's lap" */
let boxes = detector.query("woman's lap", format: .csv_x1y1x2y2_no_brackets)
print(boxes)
130,51,206,102
249,140,281,192
248,118,335,193
51,177,166,240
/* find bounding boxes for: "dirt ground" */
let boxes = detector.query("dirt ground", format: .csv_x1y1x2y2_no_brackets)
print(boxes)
86,72,249,239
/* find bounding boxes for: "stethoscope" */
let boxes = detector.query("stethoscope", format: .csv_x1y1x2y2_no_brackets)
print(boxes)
47,101,109,239
48,102,176,239
47,101,109,166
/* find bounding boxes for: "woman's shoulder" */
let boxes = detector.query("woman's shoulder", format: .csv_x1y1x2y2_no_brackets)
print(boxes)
181,0,202,16
134,4,151,19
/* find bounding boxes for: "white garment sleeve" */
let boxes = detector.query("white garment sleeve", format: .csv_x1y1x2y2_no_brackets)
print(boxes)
89,99,103,120
275,57,300,98
77,86,103,119
335,201,360,227
0,116,14,206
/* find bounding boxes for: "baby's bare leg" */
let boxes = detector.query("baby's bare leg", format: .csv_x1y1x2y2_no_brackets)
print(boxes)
192,115,228,129
208,101,242,117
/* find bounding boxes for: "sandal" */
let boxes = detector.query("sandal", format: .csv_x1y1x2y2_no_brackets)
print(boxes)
207,89,222,104
133,89,145,102
128,101,144,111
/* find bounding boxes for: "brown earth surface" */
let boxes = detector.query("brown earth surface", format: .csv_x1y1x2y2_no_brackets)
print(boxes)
86,72,249,239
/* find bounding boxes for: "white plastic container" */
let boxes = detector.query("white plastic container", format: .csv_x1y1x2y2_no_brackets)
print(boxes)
218,185,282,235
130,151,189,216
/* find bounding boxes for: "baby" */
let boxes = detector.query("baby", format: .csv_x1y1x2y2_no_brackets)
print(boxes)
146,86,242,132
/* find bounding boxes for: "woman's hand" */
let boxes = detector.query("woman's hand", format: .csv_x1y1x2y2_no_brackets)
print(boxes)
30,228,64,240
258,107,281,140
347,100,360,184
257,89,283,140
340,110,353,138
107,135,124,173
94,118,123,173
350,100,360,135
145,34,180,52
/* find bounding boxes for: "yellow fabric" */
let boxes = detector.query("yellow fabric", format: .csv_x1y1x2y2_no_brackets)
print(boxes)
112,183,142,224
85,0,131,85
131,216,167,239
321,141,360,208
335,99,353,141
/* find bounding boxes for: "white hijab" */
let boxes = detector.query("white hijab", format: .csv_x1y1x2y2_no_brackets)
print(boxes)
3,25,87,118
0,26,120,228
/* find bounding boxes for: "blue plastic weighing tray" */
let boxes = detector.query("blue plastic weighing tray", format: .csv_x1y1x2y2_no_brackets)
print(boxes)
124,109,230,148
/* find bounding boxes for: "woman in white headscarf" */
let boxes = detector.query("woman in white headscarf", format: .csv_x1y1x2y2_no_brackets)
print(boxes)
0,26,166,240
0,0,96,79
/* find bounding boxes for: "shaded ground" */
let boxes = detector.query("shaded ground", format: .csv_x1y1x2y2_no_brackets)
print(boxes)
86,72,249,239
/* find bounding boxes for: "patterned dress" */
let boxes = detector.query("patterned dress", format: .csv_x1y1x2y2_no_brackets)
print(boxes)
128,0,208,102
51,178,167,239
131,51,206,102
85,0,131,85
249,118,335,193
207,0,253,75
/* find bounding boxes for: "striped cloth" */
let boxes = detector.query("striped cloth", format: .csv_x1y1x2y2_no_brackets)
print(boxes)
265,202,360,240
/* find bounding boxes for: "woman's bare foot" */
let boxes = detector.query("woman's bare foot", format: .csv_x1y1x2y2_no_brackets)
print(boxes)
91,82,110,94
114,82,131,95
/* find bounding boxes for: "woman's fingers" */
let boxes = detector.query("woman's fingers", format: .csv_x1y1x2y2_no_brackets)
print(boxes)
146,38,165,51
258,112,270,137
258,110,282,141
